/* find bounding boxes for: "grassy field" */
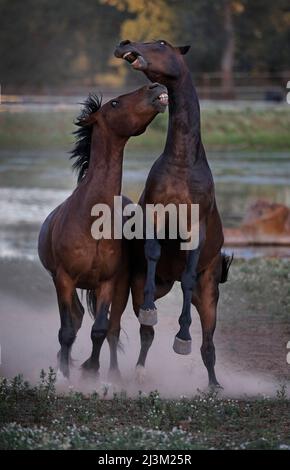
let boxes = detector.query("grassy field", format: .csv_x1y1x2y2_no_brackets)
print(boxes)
1,107,290,151
0,373,289,450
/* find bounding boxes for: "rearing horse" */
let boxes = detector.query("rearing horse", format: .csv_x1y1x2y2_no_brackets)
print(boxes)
115,40,232,388
38,84,167,380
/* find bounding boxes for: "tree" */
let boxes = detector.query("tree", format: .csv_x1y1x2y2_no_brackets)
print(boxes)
0,0,127,90
0,0,289,92
101,0,178,86
101,0,177,41
220,1,245,99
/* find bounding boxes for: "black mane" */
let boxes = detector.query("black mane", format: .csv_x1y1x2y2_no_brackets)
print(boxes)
70,93,102,182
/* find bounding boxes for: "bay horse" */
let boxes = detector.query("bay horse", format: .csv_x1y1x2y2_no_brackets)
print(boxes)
38,84,168,380
115,40,232,388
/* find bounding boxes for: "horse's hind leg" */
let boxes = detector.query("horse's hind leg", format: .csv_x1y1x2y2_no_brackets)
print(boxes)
139,239,161,326
174,226,205,355
54,271,76,378
131,274,154,383
107,270,130,382
82,281,112,377
174,249,200,355
192,253,222,389
133,275,173,384
68,290,85,365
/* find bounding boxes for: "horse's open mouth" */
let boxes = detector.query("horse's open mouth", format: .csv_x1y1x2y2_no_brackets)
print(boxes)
155,92,169,106
151,91,168,112
122,51,147,70
123,51,139,64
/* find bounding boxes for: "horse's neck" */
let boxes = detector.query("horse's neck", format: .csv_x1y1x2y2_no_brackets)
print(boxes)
84,126,126,204
164,71,202,166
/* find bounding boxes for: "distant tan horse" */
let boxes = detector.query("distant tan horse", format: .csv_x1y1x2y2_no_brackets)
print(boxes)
225,200,290,246
38,84,167,380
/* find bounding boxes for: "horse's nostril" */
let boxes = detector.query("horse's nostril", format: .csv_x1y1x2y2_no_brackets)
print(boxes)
149,83,159,89
119,40,131,47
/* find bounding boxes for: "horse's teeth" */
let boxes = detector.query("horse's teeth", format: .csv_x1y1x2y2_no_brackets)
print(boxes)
158,93,168,102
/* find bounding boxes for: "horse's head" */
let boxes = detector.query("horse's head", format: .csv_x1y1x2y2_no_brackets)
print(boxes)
82,84,168,138
115,40,190,85
71,85,167,181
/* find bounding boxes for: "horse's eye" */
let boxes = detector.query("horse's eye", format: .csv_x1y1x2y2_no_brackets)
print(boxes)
111,100,119,108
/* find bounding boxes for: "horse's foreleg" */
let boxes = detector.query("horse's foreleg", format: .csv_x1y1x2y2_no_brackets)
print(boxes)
139,239,161,326
192,254,222,388
54,272,76,378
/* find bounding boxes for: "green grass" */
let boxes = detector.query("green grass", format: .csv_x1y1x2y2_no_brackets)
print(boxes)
220,258,290,323
1,108,290,151
0,372,289,450
201,108,290,150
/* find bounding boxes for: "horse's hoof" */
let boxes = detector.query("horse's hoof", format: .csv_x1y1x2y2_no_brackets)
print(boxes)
209,381,223,391
55,369,70,391
81,359,99,378
138,308,158,326
135,365,146,385
56,368,69,382
81,369,100,381
173,336,192,355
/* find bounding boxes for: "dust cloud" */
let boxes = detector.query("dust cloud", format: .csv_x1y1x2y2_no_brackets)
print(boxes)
0,289,285,399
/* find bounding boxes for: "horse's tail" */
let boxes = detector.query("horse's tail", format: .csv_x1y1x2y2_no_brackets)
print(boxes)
220,252,233,284
86,290,97,318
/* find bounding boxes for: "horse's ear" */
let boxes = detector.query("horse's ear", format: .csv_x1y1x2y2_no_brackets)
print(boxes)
177,45,191,55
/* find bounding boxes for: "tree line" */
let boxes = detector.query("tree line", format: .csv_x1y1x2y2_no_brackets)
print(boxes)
0,0,289,95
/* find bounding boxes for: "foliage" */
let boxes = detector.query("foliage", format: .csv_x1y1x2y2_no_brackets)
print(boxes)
0,0,289,90
103,0,177,41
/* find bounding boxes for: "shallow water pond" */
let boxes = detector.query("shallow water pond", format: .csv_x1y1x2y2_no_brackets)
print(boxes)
0,149,289,259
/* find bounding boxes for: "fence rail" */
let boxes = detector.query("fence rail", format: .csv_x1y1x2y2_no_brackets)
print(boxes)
1,71,289,109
